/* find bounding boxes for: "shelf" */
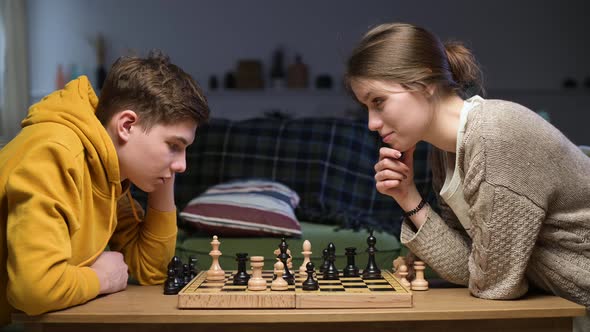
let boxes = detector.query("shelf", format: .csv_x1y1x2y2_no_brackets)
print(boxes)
205,89,348,98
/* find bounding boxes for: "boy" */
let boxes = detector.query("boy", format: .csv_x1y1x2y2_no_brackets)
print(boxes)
0,51,209,325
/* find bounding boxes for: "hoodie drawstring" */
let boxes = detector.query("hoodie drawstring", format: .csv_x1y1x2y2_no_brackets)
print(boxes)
109,184,117,231
126,189,141,222
108,184,141,232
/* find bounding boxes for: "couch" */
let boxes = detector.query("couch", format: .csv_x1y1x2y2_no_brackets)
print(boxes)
136,116,435,272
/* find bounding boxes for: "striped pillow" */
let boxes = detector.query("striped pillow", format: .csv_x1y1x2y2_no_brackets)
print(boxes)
179,179,301,237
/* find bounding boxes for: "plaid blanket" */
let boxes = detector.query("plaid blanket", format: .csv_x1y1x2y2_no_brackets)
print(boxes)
171,117,433,237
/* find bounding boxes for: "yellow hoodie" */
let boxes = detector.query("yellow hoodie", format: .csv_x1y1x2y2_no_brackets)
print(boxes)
0,76,177,324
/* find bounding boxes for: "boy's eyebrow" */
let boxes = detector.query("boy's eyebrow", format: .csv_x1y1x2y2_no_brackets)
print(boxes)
170,136,189,145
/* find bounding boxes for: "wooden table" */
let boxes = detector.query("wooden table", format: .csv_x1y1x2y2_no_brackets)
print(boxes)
13,284,585,332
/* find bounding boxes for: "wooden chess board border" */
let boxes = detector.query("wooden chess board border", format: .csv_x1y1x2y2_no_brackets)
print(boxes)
177,270,412,309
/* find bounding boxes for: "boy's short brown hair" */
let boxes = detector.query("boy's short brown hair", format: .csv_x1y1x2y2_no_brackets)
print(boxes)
96,50,209,130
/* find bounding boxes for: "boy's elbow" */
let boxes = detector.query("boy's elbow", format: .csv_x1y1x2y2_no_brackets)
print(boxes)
134,268,166,285
7,285,57,316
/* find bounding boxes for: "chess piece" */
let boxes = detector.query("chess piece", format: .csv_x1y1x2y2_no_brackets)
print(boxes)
286,249,293,270
274,247,293,269
362,230,382,279
411,261,429,291
182,263,191,286
169,255,183,276
343,247,360,277
398,264,411,289
299,240,312,275
320,248,329,273
302,262,319,291
271,261,289,291
207,235,225,281
188,256,199,279
233,252,250,285
248,256,267,291
163,266,181,295
276,238,295,285
393,256,406,278
323,242,339,280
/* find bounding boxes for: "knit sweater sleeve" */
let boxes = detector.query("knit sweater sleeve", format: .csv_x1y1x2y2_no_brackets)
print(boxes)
402,139,547,300
401,208,471,286
399,147,473,286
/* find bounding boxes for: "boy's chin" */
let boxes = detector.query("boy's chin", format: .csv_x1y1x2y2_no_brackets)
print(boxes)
131,181,156,193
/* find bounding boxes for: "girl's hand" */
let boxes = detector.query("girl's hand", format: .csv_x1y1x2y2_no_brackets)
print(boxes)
374,145,417,203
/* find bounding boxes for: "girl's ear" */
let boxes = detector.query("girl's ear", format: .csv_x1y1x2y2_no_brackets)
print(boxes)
426,84,436,97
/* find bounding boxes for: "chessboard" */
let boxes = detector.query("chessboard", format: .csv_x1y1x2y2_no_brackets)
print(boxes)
177,269,412,309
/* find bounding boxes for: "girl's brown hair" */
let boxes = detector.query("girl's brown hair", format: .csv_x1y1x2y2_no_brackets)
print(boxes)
96,50,209,130
345,23,483,99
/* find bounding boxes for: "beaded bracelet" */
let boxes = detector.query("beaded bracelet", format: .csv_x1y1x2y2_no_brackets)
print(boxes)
403,199,427,218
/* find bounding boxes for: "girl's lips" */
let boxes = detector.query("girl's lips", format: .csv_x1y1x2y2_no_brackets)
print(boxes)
382,132,394,143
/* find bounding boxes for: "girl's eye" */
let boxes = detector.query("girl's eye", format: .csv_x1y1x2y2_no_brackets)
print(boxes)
373,98,384,108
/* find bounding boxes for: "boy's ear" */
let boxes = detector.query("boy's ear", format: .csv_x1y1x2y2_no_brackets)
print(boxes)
114,110,138,142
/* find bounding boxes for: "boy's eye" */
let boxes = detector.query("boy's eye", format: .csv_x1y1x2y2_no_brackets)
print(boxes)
168,142,181,152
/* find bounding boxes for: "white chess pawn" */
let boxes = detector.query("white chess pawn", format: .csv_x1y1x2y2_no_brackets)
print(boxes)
248,256,267,291
287,249,293,270
271,261,289,291
299,240,312,275
393,256,406,278
206,235,225,281
411,261,429,291
398,264,411,289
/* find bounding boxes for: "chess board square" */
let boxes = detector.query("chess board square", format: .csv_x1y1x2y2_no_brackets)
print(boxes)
318,281,341,285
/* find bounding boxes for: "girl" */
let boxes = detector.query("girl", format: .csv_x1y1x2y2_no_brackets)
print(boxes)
345,22,590,326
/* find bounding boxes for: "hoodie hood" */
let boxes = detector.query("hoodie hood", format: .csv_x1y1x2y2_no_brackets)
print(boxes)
21,76,122,196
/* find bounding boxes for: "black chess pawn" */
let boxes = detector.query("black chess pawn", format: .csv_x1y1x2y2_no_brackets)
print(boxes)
169,255,183,276
164,267,181,295
302,262,319,291
323,242,339,280
277,238,295,285
343,247,360,277
182,263,191,286
362,230,382,279
320,247,329,273
233,252,251,285
188,255,199,279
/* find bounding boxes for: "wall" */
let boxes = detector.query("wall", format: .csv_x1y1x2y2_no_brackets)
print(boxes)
26,0,590,143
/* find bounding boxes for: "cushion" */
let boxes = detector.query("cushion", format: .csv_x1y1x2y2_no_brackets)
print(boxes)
179,179,301,237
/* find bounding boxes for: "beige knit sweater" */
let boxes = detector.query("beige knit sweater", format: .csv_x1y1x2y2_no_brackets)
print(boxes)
401,99,590,307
